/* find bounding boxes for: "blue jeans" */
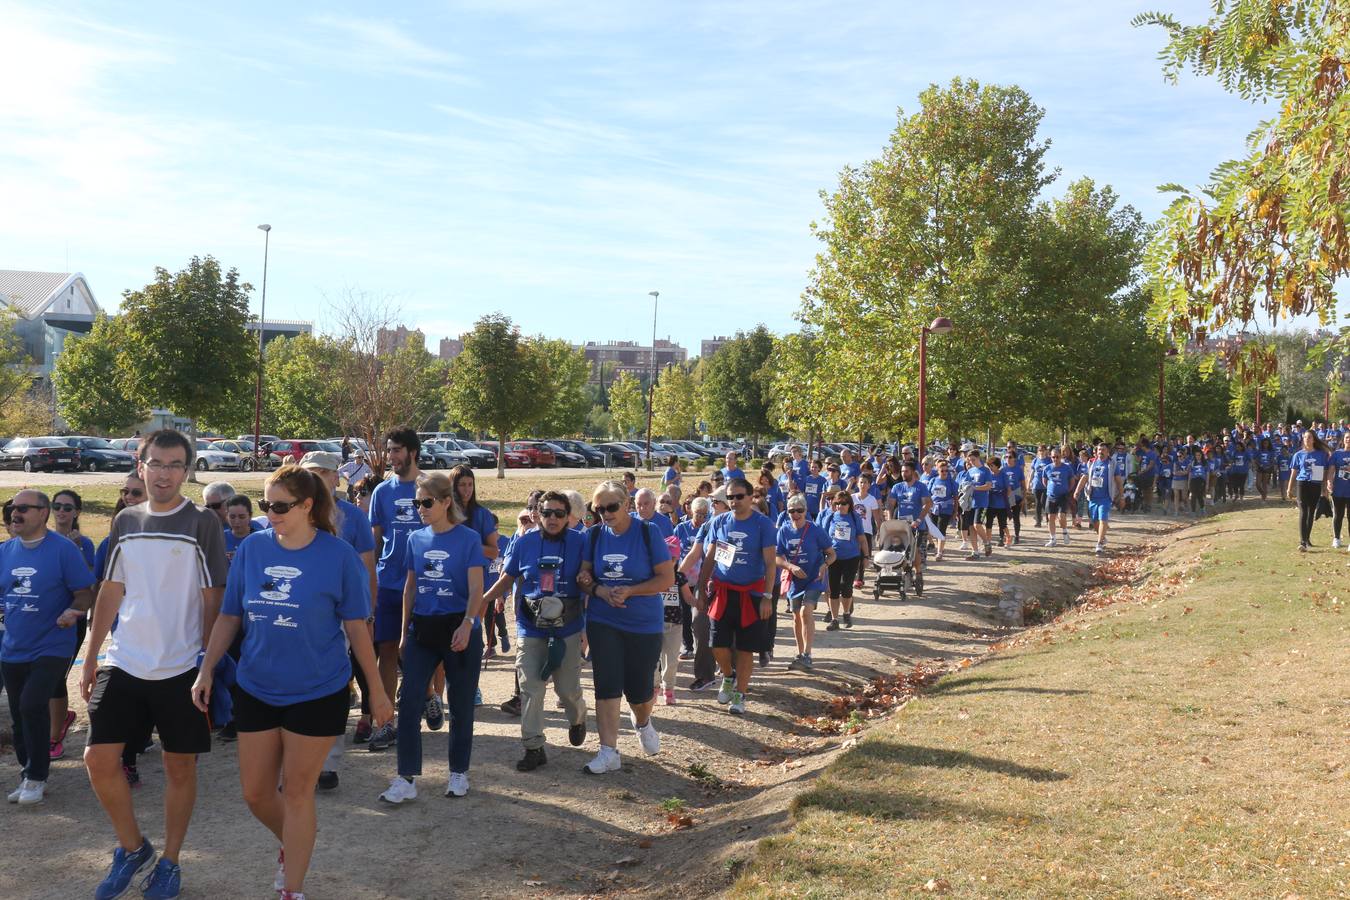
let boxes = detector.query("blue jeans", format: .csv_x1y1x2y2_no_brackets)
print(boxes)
396,628,483,777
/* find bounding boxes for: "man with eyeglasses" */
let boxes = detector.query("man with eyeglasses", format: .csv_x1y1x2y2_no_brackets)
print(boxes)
1,490,96,806
367,428,423,753
80,429,228,899
695,478,777,715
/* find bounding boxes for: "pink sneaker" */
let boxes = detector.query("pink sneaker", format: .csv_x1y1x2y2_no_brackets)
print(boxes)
663,689,676,706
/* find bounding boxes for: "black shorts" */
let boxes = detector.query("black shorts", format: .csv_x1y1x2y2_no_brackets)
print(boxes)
233,684,350,737
708,590,774,654
87,667,212,755
960,508,979,530
586,621,662,705
1046,496,1068,514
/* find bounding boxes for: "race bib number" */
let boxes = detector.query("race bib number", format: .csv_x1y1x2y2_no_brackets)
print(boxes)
714,541,737,567
489,558,503,574
1307,464,1325,480
1337,468,1350,481
1090,474,1104,489
662,586,680,607
831,522,852,542
805,484,818,494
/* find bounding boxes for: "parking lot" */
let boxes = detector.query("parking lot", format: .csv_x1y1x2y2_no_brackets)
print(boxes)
0,463,641,489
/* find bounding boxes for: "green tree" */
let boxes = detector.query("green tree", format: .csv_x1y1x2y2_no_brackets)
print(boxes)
607,371,646,439
260,333,343,437
652,364,700,439
443,313,548,478
1153,354,1233,436
53,314,146,434
766,330,826,442
1136,2,1350,373
802,79,1054,437
531,338,590,436
699,325,775,439
0,307,40,433
119,257,254,441
584,404,614,440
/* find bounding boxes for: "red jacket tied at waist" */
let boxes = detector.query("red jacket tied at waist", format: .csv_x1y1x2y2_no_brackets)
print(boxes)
708,576,767,623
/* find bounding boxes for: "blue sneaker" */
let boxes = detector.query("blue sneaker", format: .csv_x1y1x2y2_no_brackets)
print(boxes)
139,858,181,899
94,839,155,900
473,688,483,707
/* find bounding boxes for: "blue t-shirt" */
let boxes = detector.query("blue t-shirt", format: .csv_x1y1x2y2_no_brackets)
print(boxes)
0,533,94,663
65,534,96,572
1188,460,1207,479
221,530,369,705
721,466,746,483
777,471,801,498
404,525,490,617
701,510,777,587
926,476,957,516
839,462,860,486
801,474,829,518
1003,464,1025,498
1086,460,1113,503
1031,456,1050,489
1228,450,1249,474
224,528,251,563
94,535,110,581
640,512,676,541
1134,450,1157,476
663,466,681,486
586,519,672,635
888,480,931,522
775,521,832,598
503,528,586,639
369,477,422,591
1291,449,1331,482
335,497,376,554
1331,449,1350,498
1044,462,1076,499
673,518,701,559
460,504,500,577
764,484,785,518
791,458,811,485
961,465,993,509
988,470,1009,509
822,510,865,560
1256,449,1276,471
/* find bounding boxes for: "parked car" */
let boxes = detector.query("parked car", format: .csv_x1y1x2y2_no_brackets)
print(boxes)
194,440,241,472
539,442,587,468
477,441,530,468
505,441,556,467
108,438,140,454
421,443,469,469
60,436,136,472
651,441,701,463
437,438,496,469
0,437,81,473
595,442,642,467
547,439,607,467
266,439,342,466
237,434,281,446
211,439,282,472
668,440,719,461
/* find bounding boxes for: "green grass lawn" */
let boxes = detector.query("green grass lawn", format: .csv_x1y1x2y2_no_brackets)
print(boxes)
733,506,1348,898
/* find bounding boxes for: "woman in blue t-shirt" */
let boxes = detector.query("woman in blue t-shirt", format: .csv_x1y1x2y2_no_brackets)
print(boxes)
195,466,391,899
1254,436,1277,501
1330,431,1350,548
1290,431,1334,550
575,480,674,776
48,488,96,758
822,493,865,631
1187,446,1209,515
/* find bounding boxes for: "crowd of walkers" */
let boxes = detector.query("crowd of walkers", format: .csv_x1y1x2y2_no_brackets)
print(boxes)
0,418,1345,898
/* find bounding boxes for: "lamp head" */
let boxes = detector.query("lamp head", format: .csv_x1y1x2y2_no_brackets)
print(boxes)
927,316,953,335
258,224,271,232
649,291,659,298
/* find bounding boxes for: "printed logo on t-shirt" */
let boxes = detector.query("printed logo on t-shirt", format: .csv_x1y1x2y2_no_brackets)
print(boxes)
272,614,298,628
8,567,35,594
419,549,454,596
260,565,301,605
394,498,418,523
601,553,627,580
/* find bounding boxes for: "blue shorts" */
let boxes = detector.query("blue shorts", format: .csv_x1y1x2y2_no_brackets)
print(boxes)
374,587,404,644
1088,500,1111,523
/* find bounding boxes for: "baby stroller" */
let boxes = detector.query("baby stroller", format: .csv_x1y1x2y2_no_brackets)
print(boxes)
1122,475,1139,512
871,518,922,600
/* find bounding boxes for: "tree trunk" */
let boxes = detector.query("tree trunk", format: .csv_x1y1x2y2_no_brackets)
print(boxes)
497,433,506,480
188,418,200,484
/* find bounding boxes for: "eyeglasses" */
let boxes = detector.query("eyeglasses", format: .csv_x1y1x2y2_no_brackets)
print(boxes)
258,500,300,515
120,488,145,498
143,461,187,474
205,501,224,510
727,493,747,501
539,508,568,519
52,503,77,512
595,501,623,514
9,504,47,514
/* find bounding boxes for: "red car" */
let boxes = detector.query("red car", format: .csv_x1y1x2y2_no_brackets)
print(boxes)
267,439,343,465
506,441,556,467
477,441,530,468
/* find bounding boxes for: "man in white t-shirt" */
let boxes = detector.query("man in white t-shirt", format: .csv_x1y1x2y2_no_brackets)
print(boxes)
80,430,228,900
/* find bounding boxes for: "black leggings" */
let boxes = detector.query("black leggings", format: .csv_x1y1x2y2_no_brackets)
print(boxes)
1297,481,1322,544
1033,487,1046,525
1228,472,1246,499
1335,496,1350,541
52,617,88,701
1009,500,1022,539
828,557,860,599
983,507,1009,542
1189,479,1207,512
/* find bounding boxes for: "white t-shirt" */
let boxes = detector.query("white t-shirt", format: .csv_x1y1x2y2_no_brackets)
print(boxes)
104,498,229,680
853,492,880,536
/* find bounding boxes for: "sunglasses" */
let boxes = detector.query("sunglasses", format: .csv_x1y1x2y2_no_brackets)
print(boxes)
539,508,568,519
9,504,47,514
258,500,300,515
121,488,145,498
414,497,438,509
727,493,747,501
205,501,224,510
788,508,805,516
595,501,624,514
52,503,77,512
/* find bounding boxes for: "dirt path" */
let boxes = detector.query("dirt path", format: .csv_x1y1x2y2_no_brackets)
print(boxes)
0,509,1191,899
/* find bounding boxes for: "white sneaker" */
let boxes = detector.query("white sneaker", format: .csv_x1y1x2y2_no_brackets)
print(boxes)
958,541,969,551
1061,532,1071,544
445,772,469,798
1094,543,1104,555
1044,538,1057,547
631,712,660,755
1334,538,1343,549
716,677,734,704
378,776,417,804
728,692,746,716
583,745,622,774
7,778,27,803
274,849,285,892
16,780,44,805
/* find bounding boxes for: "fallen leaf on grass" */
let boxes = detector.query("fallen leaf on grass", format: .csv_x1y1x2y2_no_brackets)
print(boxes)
667,813,695,829
923,877,952,893
1183,607,1193,615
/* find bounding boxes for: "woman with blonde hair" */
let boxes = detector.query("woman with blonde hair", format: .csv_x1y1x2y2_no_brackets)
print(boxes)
194,465,390,899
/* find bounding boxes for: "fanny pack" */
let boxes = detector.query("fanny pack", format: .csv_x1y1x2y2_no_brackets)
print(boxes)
410,612,465,653
524,594,583,630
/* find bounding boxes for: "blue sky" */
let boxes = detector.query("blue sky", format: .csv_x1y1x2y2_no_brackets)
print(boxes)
2,1,1336,353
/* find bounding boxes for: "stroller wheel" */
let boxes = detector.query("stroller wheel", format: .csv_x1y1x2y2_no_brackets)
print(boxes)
915,572,924,597
872,584,881,601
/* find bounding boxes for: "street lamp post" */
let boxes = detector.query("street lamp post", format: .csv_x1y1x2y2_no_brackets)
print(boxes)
645,290,659,471
1158,346,1178,433
252,224,271,463
917,317,953,456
